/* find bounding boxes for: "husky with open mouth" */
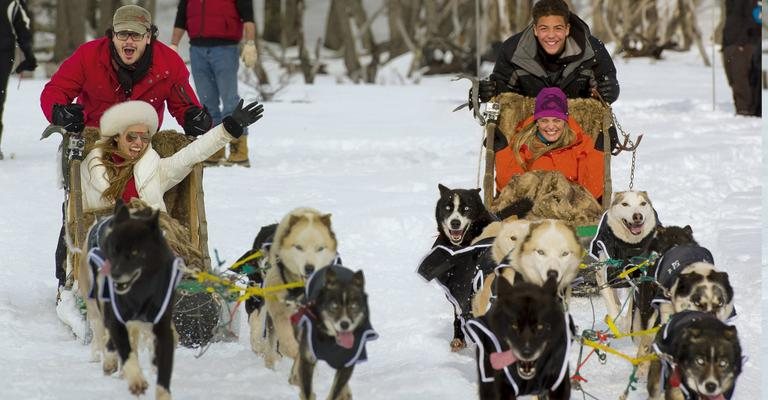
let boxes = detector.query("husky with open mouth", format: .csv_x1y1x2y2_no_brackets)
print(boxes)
589,190,659,329
466,275,573,400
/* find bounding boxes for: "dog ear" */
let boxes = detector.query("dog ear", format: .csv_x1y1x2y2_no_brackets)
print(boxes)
683,225,693,235
148,209,161,234
471,188,481,194
319,213,332,229
114,198,125,214
352,270,365,288
324,267,338,288
543,272,559,295
114,202,130,223
723,325,738,341
496,276,514,298
438,184,450,196
287,215,302,232
709,271,734,301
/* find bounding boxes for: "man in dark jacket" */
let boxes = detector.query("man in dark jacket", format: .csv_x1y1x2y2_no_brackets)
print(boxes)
477,0,619,104
171,0,256,166
723,0,761,117
0,0,37,160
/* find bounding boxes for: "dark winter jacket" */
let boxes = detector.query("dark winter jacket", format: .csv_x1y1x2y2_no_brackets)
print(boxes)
174,0,255,46
490,14,619,103
0,0,33,54
723,0,761,47
40,38,201,129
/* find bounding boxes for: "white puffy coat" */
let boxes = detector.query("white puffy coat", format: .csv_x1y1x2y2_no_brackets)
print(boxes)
81,125,234,212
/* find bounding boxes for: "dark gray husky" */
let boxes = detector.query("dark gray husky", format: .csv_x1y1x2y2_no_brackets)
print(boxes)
291,265,378,400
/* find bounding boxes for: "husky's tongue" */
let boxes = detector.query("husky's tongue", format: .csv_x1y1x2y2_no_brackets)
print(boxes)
490,350,517,370
624,220,644,235
336,331,355,349
705,395,725,400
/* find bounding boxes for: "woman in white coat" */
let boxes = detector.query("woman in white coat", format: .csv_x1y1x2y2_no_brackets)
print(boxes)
81,99,263,212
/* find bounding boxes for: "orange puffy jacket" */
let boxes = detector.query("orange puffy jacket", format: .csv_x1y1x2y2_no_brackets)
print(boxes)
495,116,604,200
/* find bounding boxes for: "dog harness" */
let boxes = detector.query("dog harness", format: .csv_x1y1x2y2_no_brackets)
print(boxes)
296,265,378,369
87,247,184,324
417,237,496,340
465,314,573,397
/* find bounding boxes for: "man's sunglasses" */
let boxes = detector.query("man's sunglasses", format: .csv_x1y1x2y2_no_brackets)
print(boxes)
115,31,147,41
125,131,151,144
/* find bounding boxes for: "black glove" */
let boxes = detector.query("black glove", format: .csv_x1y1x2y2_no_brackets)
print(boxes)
52,104,85,133
593,76,619,104
183,106,213,137
15,55,37,74
483,127,508,152
468,79,497,110
594,124,619,152
223,99,264,138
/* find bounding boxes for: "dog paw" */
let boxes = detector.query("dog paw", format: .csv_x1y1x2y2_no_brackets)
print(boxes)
450,338,466,352
127,377,148,396
330,386,352,400
102,353,118,375
156,386,172,400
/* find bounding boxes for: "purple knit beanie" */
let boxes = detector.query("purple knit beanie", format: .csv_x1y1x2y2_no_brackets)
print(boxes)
534,87,568,121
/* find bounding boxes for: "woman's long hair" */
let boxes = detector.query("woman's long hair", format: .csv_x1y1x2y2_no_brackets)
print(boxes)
511,120,575,170
90,137,146,202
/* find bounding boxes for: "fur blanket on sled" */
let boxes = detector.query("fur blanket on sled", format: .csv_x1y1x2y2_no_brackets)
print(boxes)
491,170,602,226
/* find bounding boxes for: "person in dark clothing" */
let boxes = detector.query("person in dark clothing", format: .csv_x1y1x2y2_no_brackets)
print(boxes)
477,0,619,104
171,0,257,166
0,0,37,160
723,0,761,117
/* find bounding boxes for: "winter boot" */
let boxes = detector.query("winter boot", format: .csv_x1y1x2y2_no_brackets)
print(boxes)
204,147,226,167
227,137,250,167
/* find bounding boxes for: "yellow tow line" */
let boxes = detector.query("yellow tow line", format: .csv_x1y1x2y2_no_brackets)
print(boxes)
193,269,304,302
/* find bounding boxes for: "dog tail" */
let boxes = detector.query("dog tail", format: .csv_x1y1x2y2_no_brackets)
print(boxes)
495,197,533,221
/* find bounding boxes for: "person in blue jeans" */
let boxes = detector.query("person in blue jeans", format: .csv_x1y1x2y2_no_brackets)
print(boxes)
171,0,258,166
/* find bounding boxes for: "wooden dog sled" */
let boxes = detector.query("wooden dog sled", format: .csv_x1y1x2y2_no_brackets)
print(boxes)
58,128,231,347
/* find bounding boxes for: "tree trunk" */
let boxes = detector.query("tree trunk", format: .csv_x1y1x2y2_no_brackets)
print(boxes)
263,0,282,43
296,0,314,83
591,0,609,42
281,0,298,47
98,0,121,37
54,0,87,63
336,0,362,81
324,0,344,50
387,0,408,58
348,0,375,52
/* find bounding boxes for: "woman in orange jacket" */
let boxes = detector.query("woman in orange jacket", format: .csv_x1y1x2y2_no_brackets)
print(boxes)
495,87,604,201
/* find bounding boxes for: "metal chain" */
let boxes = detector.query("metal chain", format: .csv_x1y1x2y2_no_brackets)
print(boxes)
612,109,639,190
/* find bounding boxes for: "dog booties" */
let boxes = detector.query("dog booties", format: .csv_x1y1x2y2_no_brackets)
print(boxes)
465,314,573,397
297,265,378,369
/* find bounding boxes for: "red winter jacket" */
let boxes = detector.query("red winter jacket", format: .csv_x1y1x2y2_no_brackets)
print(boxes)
187,0,243,41
495,116,605,200
40,37,201,129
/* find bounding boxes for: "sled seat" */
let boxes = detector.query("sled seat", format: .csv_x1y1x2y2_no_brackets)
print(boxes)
487,93,614,230
65,128,211,280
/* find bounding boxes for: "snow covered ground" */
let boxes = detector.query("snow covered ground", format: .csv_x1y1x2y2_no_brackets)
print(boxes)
0,48,761,399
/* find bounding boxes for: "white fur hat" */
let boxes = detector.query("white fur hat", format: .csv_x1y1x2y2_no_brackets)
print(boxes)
99,100,159,142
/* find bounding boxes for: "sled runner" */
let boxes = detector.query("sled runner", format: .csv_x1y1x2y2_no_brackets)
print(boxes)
56,128,233,347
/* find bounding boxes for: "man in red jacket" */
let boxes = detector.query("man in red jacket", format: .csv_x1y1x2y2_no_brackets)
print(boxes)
40,4,212,137
42,5,213,296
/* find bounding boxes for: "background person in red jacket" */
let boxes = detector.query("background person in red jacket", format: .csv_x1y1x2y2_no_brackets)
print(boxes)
42,5,213,296
170,0,257,167
40,4,212,138
494,87,604,201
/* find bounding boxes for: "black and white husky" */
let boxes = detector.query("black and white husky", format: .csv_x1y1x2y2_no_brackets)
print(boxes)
291,265,377,400
417,184,530,351
647,311,742,400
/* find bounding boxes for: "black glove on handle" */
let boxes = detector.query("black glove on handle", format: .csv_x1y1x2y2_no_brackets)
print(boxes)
15,45,37,74
52,104,85,133
183,106,213,137
468,79,497,110
223,99,264,138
